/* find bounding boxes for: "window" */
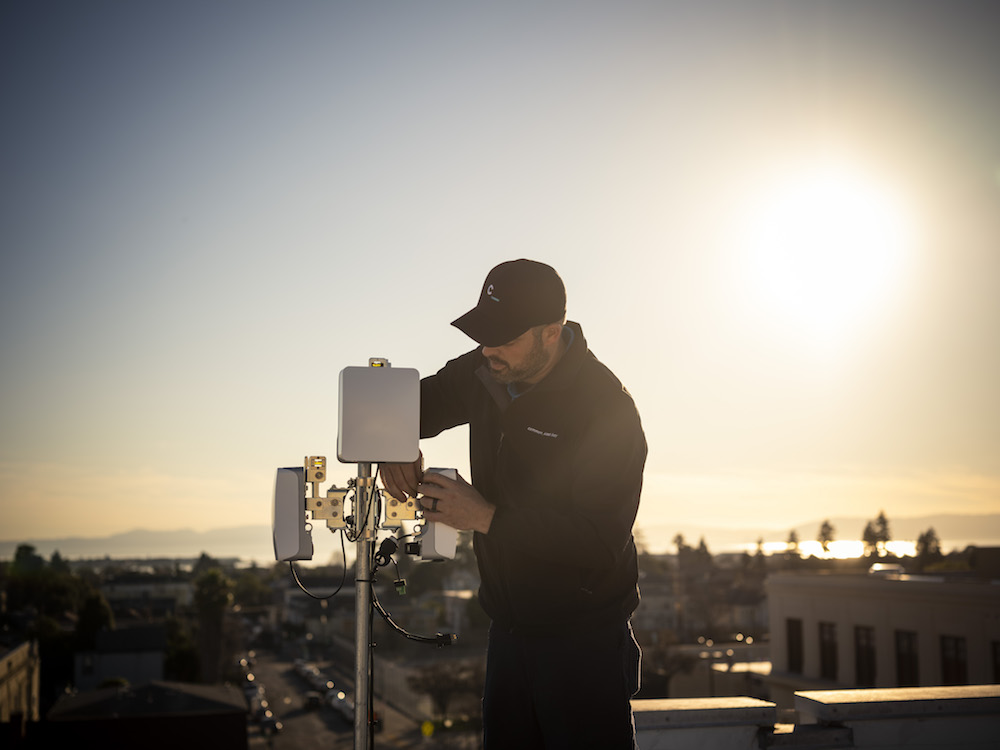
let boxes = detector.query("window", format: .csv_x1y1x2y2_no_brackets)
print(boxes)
895,630,919,687
940,635,968,685
787,618,803,674
819,621,838,681
854,625,876,687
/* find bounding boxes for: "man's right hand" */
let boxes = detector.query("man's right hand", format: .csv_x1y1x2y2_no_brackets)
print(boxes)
380,451,424,501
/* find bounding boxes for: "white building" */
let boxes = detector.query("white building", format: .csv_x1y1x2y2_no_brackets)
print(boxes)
100,578,194,610
765,571,1000,708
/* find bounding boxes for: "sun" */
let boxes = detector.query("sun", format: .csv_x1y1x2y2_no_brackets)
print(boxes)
735,158,913,352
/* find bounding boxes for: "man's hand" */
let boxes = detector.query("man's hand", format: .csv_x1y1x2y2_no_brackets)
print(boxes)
381,452,423,502
418,471,495,535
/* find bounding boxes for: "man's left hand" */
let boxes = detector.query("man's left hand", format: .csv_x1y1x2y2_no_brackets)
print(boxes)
417,471,495,535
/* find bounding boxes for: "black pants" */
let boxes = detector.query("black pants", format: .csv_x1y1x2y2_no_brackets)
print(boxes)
482,620,641,749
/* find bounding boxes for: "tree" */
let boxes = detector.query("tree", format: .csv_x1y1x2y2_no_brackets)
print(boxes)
673,534,689,555
752,538,767,577
192,552,222,578
694,537,713,570
786,530,800,554
638,539,672,577
75,591,115,650
817,520,835,553
874,511,891,556
50,550,71,574
193,567,234,683
234,567,273,608
11,544,45,573
164,616,200,682
861,521,879,558
916,527,942,570
672,533,694,578
782,530,802,570
3,555,106,706
406,659,484,720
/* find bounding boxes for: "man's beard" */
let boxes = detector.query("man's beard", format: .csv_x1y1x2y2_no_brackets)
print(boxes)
485,331,549,386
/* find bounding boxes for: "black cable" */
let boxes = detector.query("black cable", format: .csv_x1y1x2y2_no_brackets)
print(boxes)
371,585,456,647
344,485,361,543
346,465,382,543
369,530,456,645
374,537,398,568
288,528,348,600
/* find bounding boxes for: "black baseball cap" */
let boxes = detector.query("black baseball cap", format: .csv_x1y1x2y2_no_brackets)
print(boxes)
451,259,566,347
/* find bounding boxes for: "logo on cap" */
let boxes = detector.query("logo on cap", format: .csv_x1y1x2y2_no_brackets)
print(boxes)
451,259,565,346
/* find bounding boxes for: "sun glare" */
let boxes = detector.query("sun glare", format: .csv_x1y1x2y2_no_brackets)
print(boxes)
736,159,913,352
748,539,917,560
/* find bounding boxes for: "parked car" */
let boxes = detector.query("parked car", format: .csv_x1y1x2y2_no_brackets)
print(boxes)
328,690,354,722
260,711,283,735
312,673,335,692
303,691,323,710
243,679,265,712
868,562,905,576
252,699,271,723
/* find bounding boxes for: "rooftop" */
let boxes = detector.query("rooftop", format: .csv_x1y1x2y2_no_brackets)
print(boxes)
632,684,1000,749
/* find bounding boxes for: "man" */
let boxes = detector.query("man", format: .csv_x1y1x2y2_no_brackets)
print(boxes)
382,259,646,749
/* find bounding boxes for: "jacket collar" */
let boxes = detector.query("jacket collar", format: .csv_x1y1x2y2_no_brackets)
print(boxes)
527,320,587,394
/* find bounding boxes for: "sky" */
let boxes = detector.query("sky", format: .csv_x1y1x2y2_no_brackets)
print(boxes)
2,1,998,557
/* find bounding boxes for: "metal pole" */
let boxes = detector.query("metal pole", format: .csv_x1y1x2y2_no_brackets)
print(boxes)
354,462,374,750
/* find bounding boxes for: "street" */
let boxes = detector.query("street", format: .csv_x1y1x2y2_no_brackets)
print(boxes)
245,649,463,749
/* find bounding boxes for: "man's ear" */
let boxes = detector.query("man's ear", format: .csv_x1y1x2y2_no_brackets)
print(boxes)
542,322,563,346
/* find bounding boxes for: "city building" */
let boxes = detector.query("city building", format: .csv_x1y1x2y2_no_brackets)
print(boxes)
0,641,40,745
632,684,1000,749
73,624,167,691
100,576,194,620
44,681,248,750
765,570,1000,708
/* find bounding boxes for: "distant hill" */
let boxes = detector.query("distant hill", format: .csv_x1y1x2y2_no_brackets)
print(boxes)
0,525,274,562
3,513,999,561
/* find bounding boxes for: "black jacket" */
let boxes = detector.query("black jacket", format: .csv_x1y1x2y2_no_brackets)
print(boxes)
420,322,646,633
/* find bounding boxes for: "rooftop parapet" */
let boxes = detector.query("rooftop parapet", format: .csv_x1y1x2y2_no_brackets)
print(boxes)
633,696,776,750
633,685,1000,749
795,685,1000,749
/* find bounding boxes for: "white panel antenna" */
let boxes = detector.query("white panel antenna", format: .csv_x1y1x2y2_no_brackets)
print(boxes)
273,467,313,561
415,468,458,560
338,360,420,463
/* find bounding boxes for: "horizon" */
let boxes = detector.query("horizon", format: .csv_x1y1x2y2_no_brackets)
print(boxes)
2,2,998,550
5,510,999,565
